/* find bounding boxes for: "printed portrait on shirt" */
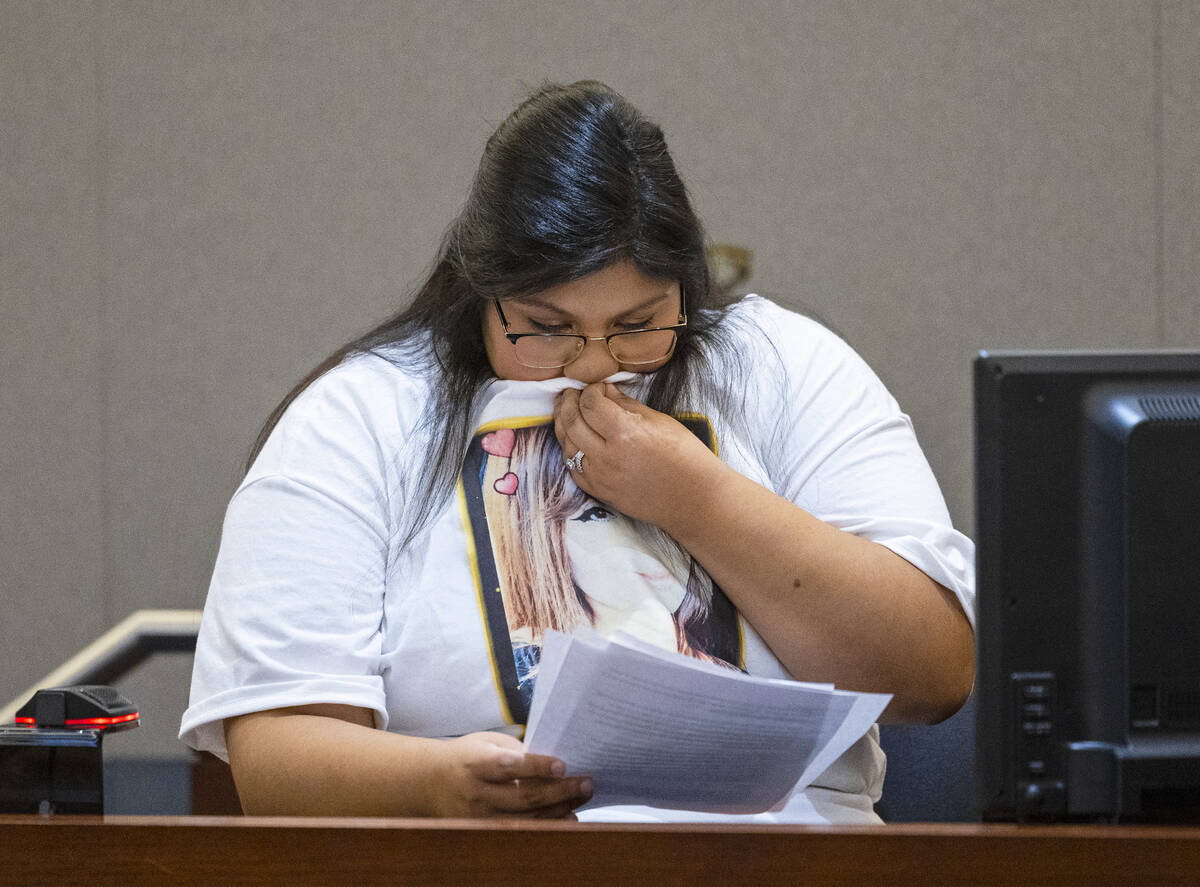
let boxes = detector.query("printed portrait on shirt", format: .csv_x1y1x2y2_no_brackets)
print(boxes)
460,418,744,724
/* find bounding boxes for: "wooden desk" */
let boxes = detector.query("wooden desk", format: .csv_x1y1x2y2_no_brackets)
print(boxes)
2,817,1199,886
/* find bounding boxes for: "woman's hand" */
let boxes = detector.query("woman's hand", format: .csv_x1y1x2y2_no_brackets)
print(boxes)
429,731,593,819
553,382,724,525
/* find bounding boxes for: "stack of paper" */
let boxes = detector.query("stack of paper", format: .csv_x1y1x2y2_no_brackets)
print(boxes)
523,628,891,813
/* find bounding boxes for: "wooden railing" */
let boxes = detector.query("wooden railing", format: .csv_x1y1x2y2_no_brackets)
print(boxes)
2,817,1199,886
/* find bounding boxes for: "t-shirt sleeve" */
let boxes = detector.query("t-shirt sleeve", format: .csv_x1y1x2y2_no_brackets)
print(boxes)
179,356,410,760
744,299,976,630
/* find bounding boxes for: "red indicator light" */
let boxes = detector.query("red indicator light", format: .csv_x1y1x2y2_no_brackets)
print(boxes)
11,712,139,728
63,712,140,727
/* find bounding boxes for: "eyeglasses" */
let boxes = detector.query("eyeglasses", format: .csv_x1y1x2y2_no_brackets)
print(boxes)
493,300,688,369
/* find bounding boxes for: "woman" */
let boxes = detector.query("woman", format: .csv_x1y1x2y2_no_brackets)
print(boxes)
181,80,975,822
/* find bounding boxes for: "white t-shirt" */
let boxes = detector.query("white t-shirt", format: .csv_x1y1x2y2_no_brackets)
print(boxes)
180,296,975,824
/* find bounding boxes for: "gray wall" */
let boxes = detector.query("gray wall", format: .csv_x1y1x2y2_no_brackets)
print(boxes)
3,1,1198,764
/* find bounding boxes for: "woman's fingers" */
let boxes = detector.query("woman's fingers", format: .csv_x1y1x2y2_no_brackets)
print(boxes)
554,388,607,466
552,382,722,524
562,382,657,449
555,388,602,440
483,774,594,814
583,382,664,436
450,733,593,817
473,747,566,782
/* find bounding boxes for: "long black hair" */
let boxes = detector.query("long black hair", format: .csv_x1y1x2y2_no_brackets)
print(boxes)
249,80,751,548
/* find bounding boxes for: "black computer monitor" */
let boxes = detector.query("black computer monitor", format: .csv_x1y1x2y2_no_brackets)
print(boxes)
974,350,1200,823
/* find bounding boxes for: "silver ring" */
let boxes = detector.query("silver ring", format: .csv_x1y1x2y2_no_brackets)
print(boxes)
565,449,585,472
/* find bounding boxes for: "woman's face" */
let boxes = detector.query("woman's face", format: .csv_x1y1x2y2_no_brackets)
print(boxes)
563,498,688,614
481,260,683,385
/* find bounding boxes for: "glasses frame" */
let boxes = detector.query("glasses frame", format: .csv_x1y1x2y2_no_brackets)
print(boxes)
492,299,688,369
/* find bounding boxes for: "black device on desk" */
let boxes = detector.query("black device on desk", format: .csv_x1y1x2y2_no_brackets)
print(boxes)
0,685,139,814
974,350,1200,823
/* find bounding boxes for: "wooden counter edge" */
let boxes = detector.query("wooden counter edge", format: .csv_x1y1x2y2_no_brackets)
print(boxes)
2,816,1199,886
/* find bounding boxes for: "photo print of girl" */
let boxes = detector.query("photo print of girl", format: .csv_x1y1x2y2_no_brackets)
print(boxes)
460,418,744,723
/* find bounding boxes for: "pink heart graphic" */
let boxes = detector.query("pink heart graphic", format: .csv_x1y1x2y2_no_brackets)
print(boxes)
481,428,515,458
493,472,519,495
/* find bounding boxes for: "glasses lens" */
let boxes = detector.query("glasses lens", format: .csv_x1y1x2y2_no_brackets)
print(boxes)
513,335,585,368
608,329,678,364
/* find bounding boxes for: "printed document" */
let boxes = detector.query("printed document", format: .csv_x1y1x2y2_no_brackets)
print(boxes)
523,628,891,812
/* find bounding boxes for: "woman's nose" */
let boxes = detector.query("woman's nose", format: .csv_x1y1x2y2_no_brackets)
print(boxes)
563,338,620,384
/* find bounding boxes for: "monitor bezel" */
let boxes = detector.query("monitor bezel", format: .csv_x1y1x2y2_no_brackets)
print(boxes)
973,348,1200,822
